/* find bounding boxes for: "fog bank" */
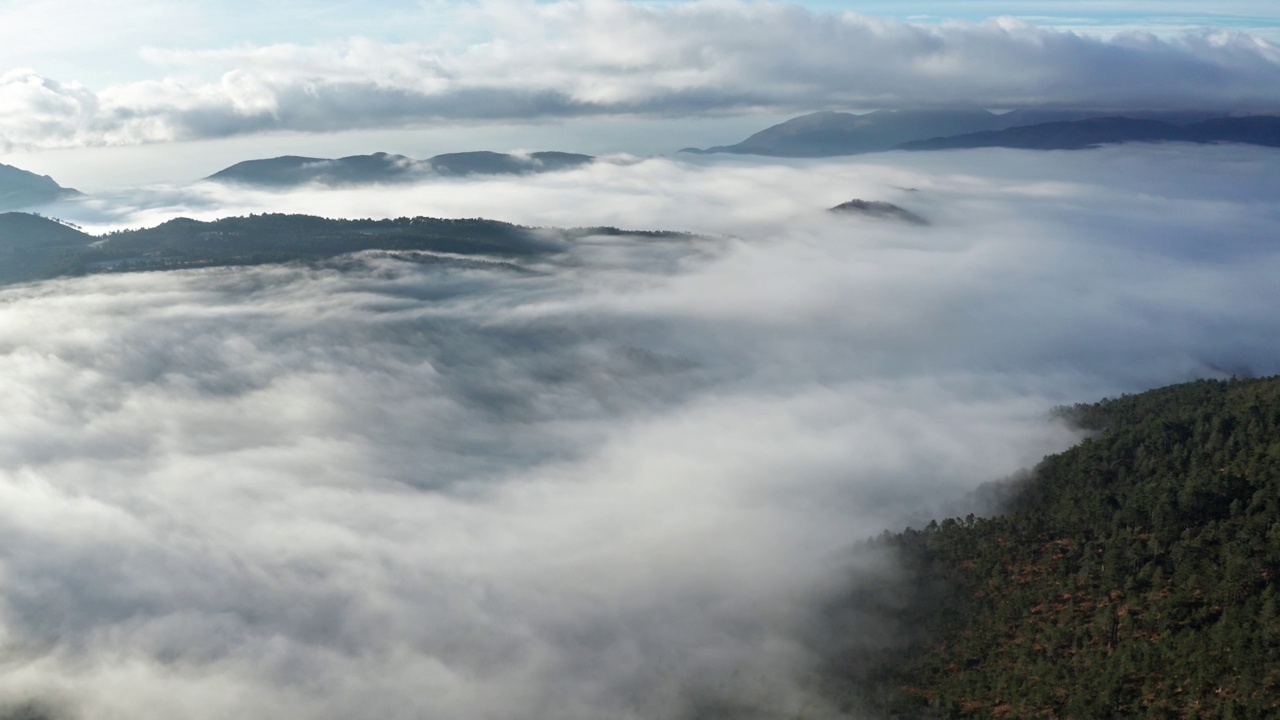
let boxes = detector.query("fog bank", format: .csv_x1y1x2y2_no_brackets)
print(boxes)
2,145,1279,718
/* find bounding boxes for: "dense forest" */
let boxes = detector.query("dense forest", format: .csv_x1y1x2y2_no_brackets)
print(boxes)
838,377,1280,719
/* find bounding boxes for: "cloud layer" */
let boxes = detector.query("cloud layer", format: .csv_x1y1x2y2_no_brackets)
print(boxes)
4,0,1280,150
2,144,1279,718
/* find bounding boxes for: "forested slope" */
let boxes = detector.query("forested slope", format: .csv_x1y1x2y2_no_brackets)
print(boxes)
849,377,1280,719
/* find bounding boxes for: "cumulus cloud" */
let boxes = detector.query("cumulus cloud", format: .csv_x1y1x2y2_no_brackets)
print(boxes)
3,0,1280,150
3,144,1280,718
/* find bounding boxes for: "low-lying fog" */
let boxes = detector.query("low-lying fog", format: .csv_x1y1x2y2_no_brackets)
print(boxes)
5,145,1280,719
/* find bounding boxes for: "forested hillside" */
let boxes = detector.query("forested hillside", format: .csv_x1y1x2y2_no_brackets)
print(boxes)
846,377,1280,719
0,212,696,287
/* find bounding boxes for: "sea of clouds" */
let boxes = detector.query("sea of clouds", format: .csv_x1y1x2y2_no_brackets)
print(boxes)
4,144,1280,718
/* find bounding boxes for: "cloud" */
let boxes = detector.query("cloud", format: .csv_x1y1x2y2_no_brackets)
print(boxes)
3,1,1280,150
0,70,101,149
4,144,1280,718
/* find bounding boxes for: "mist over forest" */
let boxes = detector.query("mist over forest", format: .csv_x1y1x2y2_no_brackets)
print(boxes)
0,143,1277,718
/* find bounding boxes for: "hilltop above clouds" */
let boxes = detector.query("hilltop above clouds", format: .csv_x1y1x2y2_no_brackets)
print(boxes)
206,151,594,187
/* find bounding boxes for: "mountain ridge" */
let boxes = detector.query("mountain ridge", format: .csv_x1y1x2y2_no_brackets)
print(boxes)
897,115,1280,151
682,109,1249,157
206,150,595,187
0,211,696,287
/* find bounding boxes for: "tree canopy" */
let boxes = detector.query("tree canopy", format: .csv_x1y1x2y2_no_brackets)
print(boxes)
839,377,1280,719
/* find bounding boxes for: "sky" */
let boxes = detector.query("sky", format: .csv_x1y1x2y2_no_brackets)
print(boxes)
2,3,1280,719
2,0,1280,187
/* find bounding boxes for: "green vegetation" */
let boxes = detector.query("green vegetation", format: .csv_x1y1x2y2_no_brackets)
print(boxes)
92,213,559,265
845,377,1280,719
0,212,98,283
0,212,695,287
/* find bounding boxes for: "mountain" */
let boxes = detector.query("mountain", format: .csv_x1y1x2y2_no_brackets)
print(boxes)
683,109,1004,157
427,151,594,177
0,212,696,287
0,212,96,284
833,376,1280,718
0,212,93,247
0,164,83,211
992,108,1222,129
206,150,594,187
829,199,928,225
897,115,1280,151
206,152,422,186
681,109,1235,158
99,214,562,262
898,117,1188,151
1187,116,1280,147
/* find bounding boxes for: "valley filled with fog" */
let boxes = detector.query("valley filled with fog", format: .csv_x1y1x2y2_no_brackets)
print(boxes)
3,144,1280,719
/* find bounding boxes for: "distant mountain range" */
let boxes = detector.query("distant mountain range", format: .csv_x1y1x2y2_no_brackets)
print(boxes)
0,163,82,211
684,109,1006,157
681,109,1260,157
206,150,594,187
897,115,1280,151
